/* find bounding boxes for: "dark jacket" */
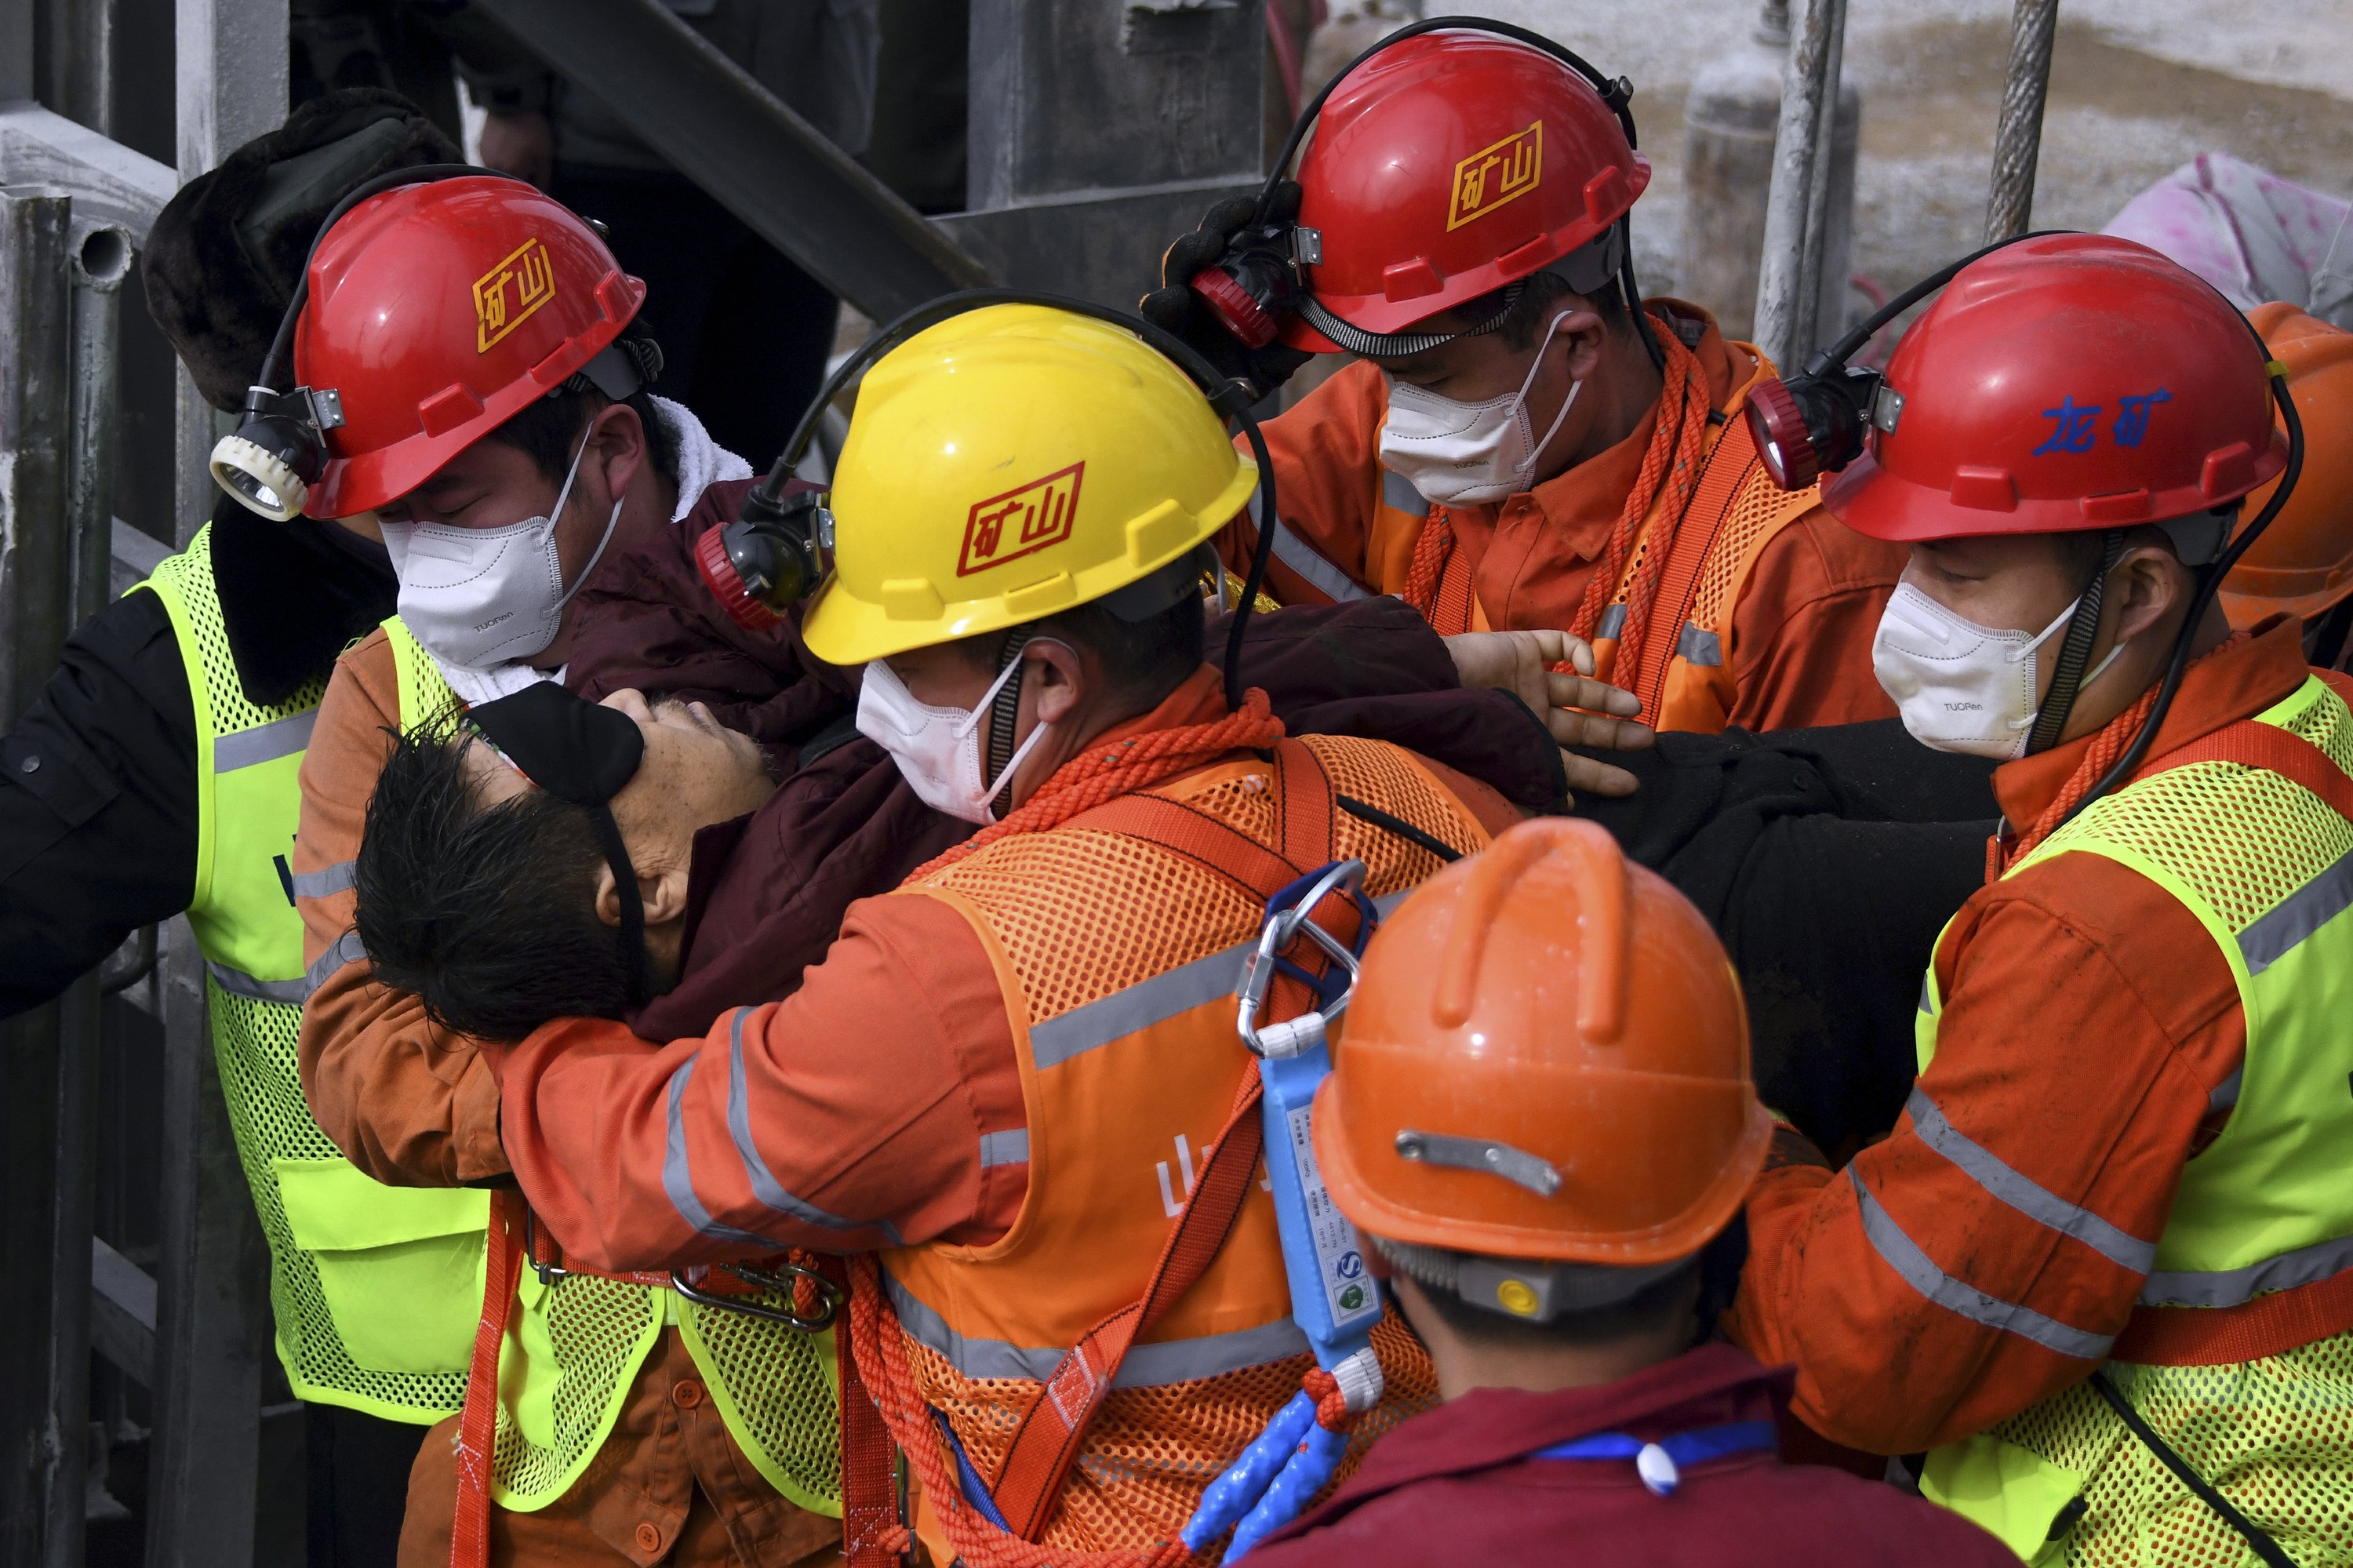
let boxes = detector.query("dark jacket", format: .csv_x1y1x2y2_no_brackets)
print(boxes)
560,478,1571,1041
1246,1344,2014,1568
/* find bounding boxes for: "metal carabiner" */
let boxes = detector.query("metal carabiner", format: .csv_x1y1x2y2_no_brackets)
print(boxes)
521,1205,569,1287
1238,859,1372,1059
667,1258,845,1333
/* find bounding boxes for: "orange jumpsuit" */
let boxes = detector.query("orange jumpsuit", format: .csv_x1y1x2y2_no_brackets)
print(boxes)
1227,304,1904,732
1729,624,2309,1450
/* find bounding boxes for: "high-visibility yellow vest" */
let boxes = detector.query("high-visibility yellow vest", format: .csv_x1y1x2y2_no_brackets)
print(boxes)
136,526,486,1424
381,619,842,1515
1912,672,2353,1565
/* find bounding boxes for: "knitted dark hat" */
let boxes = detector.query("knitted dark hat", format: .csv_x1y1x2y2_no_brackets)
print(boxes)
141,88,462,412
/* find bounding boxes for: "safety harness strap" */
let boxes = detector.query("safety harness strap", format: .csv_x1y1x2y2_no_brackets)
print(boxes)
984,738,1343,1542
1624,414,1763,726
449,1191,527,1568
836,1256,907,1568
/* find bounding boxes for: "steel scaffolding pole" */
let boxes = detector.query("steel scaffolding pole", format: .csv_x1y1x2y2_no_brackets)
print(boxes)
1751,0,1849,372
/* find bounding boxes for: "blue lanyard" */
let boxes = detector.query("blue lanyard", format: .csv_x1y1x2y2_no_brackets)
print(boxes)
1529,1419,1777,1497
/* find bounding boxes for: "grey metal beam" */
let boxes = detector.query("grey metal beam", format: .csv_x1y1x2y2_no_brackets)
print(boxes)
144,920,267,1568
471,0,993,322
173,0,287,547
90,1237,158,1385
0,184,77,1568
0,102,176,242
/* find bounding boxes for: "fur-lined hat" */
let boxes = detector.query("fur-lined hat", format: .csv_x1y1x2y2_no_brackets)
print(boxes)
142,89,462,412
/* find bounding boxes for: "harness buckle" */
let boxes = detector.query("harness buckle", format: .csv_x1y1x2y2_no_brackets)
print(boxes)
667,1258,845,1333
1238,858,1374,1059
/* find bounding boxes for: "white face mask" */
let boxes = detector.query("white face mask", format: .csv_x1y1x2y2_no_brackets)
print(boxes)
379,430,624,671
1872,581,2128,759
1377,311,1583,507
856,648,1054,825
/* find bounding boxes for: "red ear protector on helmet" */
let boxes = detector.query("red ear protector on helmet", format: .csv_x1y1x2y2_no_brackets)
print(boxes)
1188,16,1655,367
695,289,1286,711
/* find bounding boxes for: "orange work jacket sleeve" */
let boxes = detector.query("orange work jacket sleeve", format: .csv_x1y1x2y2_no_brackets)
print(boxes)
1727,853,2243,1453
1722,509,1903,732
493,890,1027,1272
293,630,508,1188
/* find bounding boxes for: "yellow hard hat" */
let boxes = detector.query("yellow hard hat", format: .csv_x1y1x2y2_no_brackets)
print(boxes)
799,304,1258,666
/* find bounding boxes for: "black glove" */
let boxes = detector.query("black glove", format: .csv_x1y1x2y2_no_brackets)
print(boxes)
1139,181,1316,399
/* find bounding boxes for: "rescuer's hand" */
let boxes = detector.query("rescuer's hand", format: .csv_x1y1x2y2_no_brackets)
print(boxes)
1138,182,1315,398
1446,629,1652,799
478,109,555,191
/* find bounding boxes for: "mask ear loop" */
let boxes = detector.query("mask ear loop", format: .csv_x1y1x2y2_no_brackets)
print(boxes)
1516,311,1585,479
2024,531,2126,755
551,416,627,612
980,630,1028,809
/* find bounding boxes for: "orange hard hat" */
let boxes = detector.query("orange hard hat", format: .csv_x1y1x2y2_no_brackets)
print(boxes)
1315,817,1768,1268
293,176,647,518
2221,302,2353,629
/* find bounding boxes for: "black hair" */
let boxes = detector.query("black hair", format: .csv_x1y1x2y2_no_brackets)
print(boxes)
966,590,1208,712
353,713,640,1042
1453,259,1635,353
482,323,680,488
1394,1217,1749,1353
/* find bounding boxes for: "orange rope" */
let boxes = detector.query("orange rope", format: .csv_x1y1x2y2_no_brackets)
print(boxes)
1569,314,1713,693
910,690,1286,880
1992,629,2252,878
847,1258,1188,1568
1399,511,1450,622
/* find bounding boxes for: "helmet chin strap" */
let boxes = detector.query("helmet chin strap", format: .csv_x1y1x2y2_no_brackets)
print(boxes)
2026,531,2127,755
984,630,1030,820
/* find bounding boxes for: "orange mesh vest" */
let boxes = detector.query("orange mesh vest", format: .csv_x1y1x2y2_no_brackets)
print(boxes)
878,733,1491,1555
1396,416,1820,733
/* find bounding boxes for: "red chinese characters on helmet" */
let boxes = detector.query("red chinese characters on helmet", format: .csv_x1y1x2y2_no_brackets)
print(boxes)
293,176,646,518
1824,233,2288,544
1282,31,1649,351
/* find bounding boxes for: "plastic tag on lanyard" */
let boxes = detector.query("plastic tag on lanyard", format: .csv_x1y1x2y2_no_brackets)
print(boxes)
1187,860,1385,1561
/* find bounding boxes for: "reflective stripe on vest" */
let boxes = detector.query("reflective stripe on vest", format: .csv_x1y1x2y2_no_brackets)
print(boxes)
1912,672,2353,1563
874,736,1488,1553
380,617,844,1515
138,532,486,1425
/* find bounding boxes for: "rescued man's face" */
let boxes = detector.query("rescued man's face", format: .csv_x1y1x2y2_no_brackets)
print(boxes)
463,689,776,867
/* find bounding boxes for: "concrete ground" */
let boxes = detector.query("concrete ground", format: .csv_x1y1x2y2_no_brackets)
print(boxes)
1453,0,2353,333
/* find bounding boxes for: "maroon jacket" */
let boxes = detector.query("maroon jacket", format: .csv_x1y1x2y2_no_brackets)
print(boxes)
1246,1344,2012,1568
561,478,1568,1039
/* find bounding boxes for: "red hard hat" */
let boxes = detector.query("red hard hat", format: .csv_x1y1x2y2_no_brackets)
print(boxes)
293,176,646,518
1281,31,1648,352
1315,818,1766,1265
1824,233,2286,544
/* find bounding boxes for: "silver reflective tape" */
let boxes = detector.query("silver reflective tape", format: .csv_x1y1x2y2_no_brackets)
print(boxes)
1904,1089,2157,1273
2206,1064,2243,1113
1848,1166,2113,1360
1249,489,1371,603
977,1129,1031,1169
2139,1228,2353,1308
883,1271,1309,1387
1029,940,1250,1071
721,1010,894,1240
290,860,355,900
1378,468,1431,520
302,929,367,999
213,709,317,773
2239,849,2353,976
664,1053,779,1250
1918,976,1934,1016
205,960,309,1006
1026,890,1414,1072
1596,604,1628,640
1674,623,1723,668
